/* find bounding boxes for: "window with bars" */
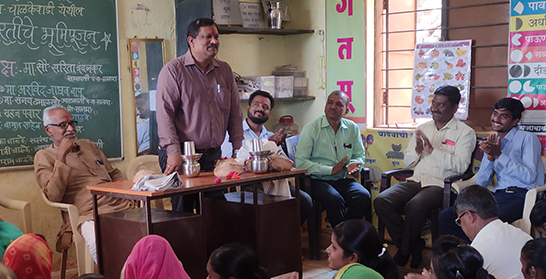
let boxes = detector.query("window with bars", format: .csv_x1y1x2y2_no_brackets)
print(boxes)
375,0,510,129
378,0,443,127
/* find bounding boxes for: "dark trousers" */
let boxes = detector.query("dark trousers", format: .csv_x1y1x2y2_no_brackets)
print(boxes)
158,147,222,213
439,187,527,243
374,182,443,255
310,178,371,228
291,185,313,226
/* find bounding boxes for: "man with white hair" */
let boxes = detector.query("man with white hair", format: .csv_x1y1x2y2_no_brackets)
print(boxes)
34,105,134,263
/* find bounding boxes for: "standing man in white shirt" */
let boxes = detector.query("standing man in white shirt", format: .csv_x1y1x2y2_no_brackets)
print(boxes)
455,185,531,279
374,86,476,268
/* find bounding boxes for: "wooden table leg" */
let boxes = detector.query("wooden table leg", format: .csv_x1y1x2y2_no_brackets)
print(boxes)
92,194,103,273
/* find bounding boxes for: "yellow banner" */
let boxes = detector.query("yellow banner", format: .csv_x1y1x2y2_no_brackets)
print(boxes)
511,14,546,32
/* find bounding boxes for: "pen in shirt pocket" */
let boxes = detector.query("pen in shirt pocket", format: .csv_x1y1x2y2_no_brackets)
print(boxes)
217,84,220,94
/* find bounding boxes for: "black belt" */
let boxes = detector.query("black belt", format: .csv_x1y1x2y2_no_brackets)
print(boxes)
502,187,528,194
195,148,220,154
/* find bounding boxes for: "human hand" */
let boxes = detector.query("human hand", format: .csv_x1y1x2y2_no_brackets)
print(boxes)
416,130,433,154
164,154,182,175
56,137,77,163
269,128,287,146
332,155,349,175
479,134,501,160
415,130,424,154
347,162,362,178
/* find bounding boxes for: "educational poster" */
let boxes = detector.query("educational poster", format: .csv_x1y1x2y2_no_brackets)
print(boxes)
130,41,142,96
326,0,366,123
509,0,546,150
411,40,472,120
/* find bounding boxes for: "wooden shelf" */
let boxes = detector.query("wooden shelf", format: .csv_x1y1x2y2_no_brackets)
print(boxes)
276,96,315,101
241,96,315,103
218,26,314,35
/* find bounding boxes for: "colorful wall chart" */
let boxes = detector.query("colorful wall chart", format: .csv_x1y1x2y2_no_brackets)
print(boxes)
510,0,546,150
411,40,472,119
326,0,366,124
130,41,142,96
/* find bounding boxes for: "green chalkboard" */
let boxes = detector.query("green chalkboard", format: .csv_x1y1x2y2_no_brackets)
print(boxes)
0,0,122,169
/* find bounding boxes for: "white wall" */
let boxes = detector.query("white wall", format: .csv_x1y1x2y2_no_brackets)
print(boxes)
0,0,326,271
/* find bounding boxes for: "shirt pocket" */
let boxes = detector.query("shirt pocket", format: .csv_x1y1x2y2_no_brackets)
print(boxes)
215,86,232,113
439,140,456,154
339,143,354,160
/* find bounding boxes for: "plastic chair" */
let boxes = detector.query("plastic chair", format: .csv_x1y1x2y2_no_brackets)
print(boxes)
0,263,17,279
126,155,163,178
0,193,32,234
41,192,94,279
519,185,546,235
127,155,165,209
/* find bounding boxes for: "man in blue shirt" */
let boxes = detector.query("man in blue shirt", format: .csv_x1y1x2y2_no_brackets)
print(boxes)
222,90,313,225
295,90,370,228
439,97,544,242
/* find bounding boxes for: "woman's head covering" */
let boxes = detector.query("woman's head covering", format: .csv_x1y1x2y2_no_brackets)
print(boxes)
3,233,52,279
124,235,191,279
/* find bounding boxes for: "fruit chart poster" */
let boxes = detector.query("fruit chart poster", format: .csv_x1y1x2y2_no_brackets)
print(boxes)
411,40,472,119
509,0,546,150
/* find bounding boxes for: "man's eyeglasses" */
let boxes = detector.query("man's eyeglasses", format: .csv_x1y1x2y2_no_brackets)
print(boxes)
455,211,471,226
48,120,78,129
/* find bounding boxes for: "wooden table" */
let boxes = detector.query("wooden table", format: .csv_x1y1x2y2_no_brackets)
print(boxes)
89,169,308,279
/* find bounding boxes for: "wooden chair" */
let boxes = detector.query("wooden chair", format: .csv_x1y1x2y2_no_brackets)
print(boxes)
304,168,372,260
41,192,94,279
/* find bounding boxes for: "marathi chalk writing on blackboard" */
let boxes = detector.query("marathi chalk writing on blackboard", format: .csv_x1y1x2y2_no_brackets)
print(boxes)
0,0,121,168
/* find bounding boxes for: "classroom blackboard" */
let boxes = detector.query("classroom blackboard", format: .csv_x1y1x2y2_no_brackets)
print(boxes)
175,0,212,57
0,0,122,169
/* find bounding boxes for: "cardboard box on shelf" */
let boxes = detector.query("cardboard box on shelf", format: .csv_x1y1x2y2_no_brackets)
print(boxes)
275,76,294,98
293,87,308,97
294,77,308,88
237,75,276,100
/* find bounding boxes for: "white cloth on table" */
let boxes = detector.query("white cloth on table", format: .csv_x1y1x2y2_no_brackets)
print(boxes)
131,172,183,191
